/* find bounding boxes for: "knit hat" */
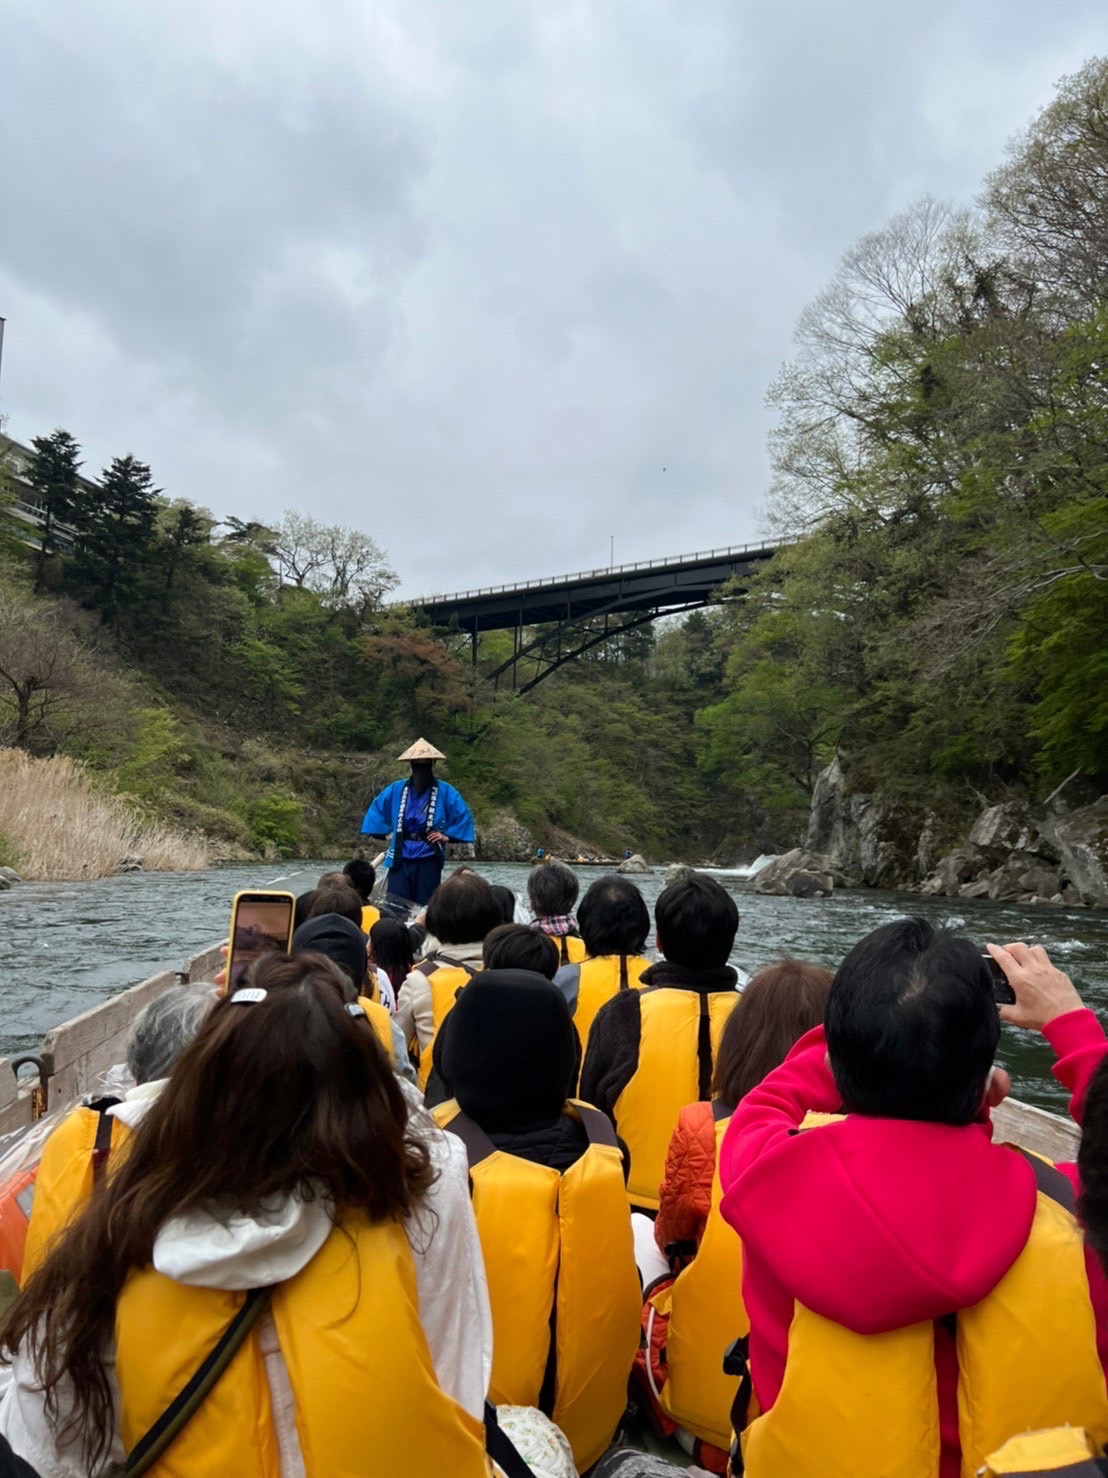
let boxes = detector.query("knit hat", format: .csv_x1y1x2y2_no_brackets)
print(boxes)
397,737,446,762
440,969,576,1131
293,914,368,991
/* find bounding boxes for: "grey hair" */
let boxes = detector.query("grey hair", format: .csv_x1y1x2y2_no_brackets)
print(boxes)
527,859,579,917
126,983,217,1085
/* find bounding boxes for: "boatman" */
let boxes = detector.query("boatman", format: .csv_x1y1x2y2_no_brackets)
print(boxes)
359,738,475,906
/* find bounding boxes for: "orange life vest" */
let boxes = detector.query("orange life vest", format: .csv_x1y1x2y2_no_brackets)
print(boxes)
415,958,478,1087
436,1098,641,1470
21,1099,126,1284
574,953,651,1060
615,987,738,1210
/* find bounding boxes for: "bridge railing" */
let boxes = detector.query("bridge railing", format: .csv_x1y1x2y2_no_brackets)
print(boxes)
401,539,778,608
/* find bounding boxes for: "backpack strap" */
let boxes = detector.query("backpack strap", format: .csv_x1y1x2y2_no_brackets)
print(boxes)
696,993,713,1100
1010,1145,1076,1215
123,1287,272,1475
618,953,629,989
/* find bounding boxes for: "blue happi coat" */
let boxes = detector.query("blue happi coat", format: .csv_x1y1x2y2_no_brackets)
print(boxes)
360,778,475,869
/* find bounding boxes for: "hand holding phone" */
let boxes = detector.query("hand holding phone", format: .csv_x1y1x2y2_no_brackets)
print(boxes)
982,952,1016,1005
985,942,1084,1029
225,891,296,992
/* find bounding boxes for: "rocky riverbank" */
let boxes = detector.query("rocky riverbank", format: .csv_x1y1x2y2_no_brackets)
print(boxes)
754,758,1108,908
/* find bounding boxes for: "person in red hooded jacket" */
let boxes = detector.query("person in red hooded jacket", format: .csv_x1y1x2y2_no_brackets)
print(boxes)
719,920,1108,1478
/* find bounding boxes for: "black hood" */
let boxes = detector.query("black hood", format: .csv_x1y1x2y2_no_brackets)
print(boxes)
293,913,368,991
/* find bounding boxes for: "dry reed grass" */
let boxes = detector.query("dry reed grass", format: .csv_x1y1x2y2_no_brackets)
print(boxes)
0,749,211,880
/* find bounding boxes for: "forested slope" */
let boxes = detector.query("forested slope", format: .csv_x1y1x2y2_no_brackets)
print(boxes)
0,60,1104,873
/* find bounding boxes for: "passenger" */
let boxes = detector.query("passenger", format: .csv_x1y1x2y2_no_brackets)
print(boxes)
720,921,1108,1478
19,984,216,1287
1081,1057,1108,1275
528,860,586,966
581,873,740,1210
293,889,316,930
434,970,640,1470
554,876,652,1051
636,960,832,1473
394,871,501,1086
482,923,560,980
343,857,381,933
368,917,415,1013
0,953,497,1477
489,884,519,925
292,914,407,1071
304,880,364,925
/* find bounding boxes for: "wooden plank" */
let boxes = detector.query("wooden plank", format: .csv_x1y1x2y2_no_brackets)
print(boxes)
993,1096,1080,1162
183,943,224,982
43,970,178,1106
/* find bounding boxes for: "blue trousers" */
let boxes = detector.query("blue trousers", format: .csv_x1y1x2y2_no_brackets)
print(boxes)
387,853,444,906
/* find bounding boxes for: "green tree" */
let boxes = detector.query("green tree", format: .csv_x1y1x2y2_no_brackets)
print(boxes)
27,429,81,592
71,454,160,620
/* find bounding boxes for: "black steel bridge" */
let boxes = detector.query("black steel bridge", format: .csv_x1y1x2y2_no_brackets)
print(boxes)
402,541,777,692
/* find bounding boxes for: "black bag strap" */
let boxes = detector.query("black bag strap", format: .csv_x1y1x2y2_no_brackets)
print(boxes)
724,1333,754,1474
618,953,629,990
88,1097,120,1184
1011,1145,1076,1215
484,1401,538,1478
123,1287,272,1476
696,993,714,1100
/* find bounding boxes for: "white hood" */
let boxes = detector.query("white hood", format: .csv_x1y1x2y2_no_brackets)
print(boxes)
153,1191,334,1290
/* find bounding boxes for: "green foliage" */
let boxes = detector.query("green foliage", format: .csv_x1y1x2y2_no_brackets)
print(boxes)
0,832,23,871
243,794,304,855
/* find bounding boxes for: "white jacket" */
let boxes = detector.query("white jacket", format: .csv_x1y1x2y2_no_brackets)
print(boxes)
0,1081,493,1478
394,940,485,1051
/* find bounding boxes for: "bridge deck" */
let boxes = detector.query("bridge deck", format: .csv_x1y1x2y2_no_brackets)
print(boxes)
404,541,776,634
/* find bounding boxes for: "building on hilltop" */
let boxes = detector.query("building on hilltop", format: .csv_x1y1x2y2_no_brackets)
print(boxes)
0,432,90,553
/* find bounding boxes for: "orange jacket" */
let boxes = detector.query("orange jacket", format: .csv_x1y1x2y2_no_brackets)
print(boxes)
654,1099,717,1255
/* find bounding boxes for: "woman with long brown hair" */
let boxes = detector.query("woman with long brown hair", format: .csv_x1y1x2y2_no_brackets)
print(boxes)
0,952,495,1477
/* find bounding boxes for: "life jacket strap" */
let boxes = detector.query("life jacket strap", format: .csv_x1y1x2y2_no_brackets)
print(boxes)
618,954,629,990
696,994,713,1100
89,1097,122,1184
484,1400,537,1477
1010,1145,1076,1215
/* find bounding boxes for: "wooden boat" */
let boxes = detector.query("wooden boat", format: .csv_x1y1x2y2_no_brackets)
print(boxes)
0,940,1079,1163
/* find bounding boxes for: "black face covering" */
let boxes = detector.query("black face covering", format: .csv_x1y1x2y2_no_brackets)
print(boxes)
409,761,434,795
441,969,577,1131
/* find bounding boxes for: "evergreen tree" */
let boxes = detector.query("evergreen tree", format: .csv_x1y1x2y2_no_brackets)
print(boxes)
72,454,160,620
27,428,81,592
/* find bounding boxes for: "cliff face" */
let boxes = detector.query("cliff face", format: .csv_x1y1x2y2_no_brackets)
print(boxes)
801,759,1108,907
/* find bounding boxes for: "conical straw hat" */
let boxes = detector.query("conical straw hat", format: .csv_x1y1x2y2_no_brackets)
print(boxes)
397,737,446,762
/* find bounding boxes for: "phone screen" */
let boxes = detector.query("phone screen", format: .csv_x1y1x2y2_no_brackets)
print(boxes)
228,894,295,989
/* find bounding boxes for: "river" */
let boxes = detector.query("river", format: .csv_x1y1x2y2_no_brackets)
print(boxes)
0,861,1104,1112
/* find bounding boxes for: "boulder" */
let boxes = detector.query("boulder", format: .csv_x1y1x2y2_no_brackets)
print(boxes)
1046,797,1108,907
804,758,923,888
665,863,695,885
925,850,980,897
475,811,533,863
786,870,833,898
0,875,9,892
958,878,992,900
118,855,144,873
618,853,651,875
1016,865,1062,899
0,867,21,885
969,803,1058,865
986,867,1025,903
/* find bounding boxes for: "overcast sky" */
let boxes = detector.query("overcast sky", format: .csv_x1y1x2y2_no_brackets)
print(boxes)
1,2,1105,597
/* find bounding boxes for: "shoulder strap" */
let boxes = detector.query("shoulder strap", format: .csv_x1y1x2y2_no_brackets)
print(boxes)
569,1101,619,1150
484,1401,537,1478
1011,1145,1076,1215
88,1097,121,1185
696,992,714,1100
712,1097,733,1123
123,1287,272,1476
442,1111,499,1170
618,953,629,989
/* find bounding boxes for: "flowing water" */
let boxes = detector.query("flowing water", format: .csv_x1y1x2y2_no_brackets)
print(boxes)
0,861,1104,1112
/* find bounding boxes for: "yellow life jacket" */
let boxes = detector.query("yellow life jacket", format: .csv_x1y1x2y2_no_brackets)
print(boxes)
615,987,738,1210
435,1098,641,1471
361,903,381,934
740,1149,1108,1478
416,959,478,1087
114,1212,492,1478
22,1100,128,1284
543,933,586,967
981,1427,1104,1474
651,1106,747,1451
574,953,652,1059
355,996,395,1062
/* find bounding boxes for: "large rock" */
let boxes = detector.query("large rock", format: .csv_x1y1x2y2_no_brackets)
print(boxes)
0,875,10,892
968,803,1058,865
1046,797,1108,906
755,848,841,898
618,853,651,875
786,869,834,898
0,867,21,885
475,811,534,864
924,850,981,897
665,863,694,885
805,758,923,888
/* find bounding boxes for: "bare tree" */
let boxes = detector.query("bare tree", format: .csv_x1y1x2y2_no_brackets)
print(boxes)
0,591,99,750
272,512,397,612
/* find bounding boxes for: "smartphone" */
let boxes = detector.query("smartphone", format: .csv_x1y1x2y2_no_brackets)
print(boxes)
982,952,1016,1006
226,891,296,991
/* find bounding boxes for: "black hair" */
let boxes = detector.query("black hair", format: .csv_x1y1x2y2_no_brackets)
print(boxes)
1079,1057,1108,1274
825,917,999,1126
424,871,502,946
369,917,416,997
527,859,579,917
489,884,518,925
577,876,650,957
654,873,738,969
293,890,316,931
305,883,363,926
483,923,560,980
342,859,377,902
